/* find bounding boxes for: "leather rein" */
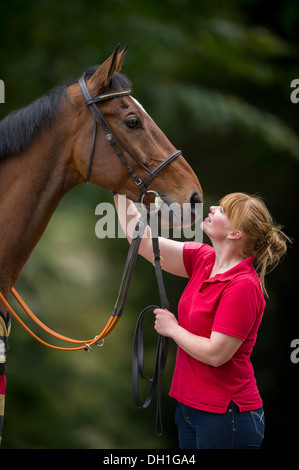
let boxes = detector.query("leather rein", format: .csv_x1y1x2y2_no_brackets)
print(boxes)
0,202,169,434
0,75,180,434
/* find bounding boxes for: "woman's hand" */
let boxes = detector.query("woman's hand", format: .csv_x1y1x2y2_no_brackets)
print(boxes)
113,194,188,278
154,308,243,367
153,308,178,337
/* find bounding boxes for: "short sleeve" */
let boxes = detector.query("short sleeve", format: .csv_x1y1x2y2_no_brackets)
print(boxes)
212,278,259,341
183,242,214,278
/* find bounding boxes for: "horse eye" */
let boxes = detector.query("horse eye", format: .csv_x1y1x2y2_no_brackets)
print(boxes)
125,117,142,129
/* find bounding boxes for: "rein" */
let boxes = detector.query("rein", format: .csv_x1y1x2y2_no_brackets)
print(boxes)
0,201,170,434
132,205,169,436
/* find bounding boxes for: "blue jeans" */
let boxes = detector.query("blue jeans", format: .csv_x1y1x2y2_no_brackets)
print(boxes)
175,401,265,449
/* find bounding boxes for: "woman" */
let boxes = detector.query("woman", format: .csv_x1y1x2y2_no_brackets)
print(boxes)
114,192,288,449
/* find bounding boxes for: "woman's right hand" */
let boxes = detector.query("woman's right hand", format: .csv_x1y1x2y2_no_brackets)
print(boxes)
114,194,188,278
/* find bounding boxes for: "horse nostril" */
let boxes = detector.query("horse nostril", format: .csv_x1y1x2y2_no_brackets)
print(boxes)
189,191,203,206
189,191,203,223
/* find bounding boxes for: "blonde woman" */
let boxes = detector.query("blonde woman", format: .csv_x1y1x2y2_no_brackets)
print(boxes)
115,192,289,449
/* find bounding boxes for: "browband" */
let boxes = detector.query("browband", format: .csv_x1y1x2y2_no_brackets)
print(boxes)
86,89,132,106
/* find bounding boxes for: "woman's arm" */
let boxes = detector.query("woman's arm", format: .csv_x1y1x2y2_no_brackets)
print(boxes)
153,308,242,367
114,195,188,278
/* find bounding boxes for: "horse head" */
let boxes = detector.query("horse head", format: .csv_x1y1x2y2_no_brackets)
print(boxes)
69,45,203,224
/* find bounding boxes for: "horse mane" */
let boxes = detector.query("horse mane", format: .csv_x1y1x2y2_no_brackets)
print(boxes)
0,69,132,160
0,81,71,160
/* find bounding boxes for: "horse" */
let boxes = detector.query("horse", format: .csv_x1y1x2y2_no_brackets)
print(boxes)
0,44,203,440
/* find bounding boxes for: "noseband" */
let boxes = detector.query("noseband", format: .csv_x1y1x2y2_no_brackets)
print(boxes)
79,74,181,197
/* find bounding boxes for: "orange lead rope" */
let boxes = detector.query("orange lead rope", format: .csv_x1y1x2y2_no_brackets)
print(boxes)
0,206,169,435
0,289,119,351
0,209,148,351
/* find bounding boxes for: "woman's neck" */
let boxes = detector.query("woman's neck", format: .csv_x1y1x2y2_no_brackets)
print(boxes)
209,241,244,278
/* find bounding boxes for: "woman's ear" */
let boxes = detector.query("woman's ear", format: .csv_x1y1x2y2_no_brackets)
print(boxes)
227,230,243,240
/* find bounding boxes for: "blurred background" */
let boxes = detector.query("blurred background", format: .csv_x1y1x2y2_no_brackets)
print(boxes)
0,0,298,450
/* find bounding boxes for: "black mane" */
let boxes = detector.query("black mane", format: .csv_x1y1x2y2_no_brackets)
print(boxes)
0,69,132,159
0,81,71,159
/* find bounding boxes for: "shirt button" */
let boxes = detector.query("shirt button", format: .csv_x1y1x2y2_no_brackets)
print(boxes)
228,408,232,413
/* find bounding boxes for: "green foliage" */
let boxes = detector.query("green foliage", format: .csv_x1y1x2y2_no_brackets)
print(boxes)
0,0,298,449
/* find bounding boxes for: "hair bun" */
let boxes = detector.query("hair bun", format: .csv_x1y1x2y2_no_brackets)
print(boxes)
267,225,289,259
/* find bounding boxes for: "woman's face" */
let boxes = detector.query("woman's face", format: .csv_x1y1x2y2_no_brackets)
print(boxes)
201,205,233,241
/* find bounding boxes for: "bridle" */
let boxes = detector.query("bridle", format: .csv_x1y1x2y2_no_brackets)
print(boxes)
78,73,181,195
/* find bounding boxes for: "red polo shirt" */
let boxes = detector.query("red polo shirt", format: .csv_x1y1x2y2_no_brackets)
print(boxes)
169,242,265,413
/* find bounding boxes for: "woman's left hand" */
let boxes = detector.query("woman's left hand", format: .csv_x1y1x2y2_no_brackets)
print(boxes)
153,308,178,337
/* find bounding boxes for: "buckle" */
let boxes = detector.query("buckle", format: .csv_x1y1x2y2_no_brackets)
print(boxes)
134,177,143,186
106,134,114,143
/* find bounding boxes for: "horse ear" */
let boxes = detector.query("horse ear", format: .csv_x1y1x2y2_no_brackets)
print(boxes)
88,44,128,93
117,44,128,70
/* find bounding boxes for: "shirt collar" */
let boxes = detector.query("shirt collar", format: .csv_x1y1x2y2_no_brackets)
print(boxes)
204,254,255,283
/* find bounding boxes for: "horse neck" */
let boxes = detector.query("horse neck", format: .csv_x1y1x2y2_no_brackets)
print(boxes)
0,125,79,302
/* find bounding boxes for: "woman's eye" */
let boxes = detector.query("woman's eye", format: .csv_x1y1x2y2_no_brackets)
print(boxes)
125,117,142,129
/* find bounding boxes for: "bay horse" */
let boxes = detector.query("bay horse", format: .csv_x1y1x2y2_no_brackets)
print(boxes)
0,45,202,441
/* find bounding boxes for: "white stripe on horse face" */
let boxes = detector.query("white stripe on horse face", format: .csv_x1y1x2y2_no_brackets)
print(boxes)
131,96,148,114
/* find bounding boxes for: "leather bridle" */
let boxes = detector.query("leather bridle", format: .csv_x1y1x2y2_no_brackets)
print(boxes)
78,73,181,196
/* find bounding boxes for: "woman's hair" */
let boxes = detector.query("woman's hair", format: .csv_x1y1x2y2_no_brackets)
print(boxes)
219,192,290,297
